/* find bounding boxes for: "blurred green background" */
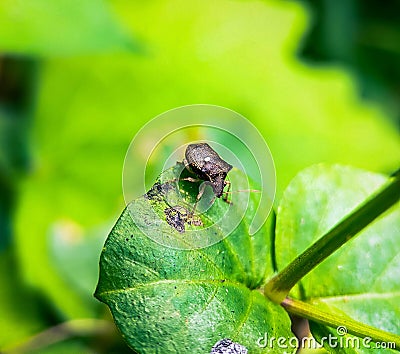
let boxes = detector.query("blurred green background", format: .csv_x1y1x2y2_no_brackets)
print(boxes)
0,0,399,353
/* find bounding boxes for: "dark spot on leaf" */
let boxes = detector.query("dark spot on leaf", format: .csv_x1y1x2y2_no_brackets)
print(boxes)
145,181,175,201
187,215,203,227
211,338,248,354
144,182,163,200
164,206,186,233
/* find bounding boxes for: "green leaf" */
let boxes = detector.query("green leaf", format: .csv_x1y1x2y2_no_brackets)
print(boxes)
275,164,400,351
95,164,292,353
11,0,400,342
13,0,400,319
266,172,399,303
0,0,138,56
110,0,400,199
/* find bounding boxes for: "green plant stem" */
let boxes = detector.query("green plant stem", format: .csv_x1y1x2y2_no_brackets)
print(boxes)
282,297,400,349
265,172,400,303
4,319,114,354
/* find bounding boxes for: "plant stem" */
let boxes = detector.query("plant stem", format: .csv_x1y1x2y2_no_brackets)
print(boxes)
3,319,114,354
282,297,400,350
265,172,400,303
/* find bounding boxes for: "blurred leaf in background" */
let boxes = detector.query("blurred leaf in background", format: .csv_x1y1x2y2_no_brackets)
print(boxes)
0,0,138,351
0,0,399,352
0,57,36,249
295,0,400,126
0,56,45,350
0,0,139,55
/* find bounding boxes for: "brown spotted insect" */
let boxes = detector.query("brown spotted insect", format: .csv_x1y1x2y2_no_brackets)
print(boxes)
160,143,259,232
183,143,233,214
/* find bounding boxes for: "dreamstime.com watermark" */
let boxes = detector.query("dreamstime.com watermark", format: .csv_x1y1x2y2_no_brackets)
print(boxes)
256,326,396,350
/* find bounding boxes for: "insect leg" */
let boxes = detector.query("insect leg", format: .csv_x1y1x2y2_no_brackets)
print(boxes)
222,180,232,204
180,177,202,183
189,181,211,216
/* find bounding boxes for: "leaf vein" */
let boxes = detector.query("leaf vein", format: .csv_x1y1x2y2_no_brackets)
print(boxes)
232,287,254,339
98,278,249,298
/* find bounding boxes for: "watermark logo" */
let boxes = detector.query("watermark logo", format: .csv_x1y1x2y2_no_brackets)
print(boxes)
257,326,396,350
336,325,347,336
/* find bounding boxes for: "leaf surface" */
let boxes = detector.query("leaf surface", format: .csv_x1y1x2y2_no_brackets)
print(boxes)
95,164,292,353
275,164,400,352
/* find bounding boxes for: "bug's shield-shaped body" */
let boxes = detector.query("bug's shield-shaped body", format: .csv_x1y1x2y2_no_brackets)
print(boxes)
185,143,233,197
